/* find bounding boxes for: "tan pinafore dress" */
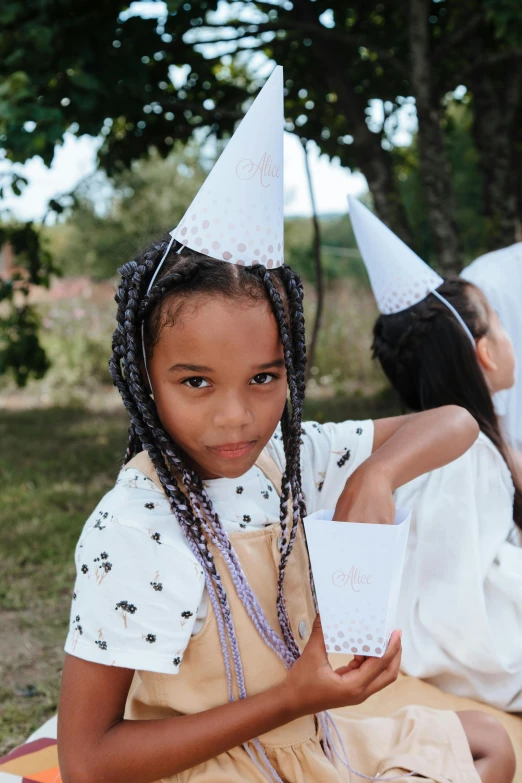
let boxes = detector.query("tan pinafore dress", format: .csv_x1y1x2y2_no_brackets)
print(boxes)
124,451,480,783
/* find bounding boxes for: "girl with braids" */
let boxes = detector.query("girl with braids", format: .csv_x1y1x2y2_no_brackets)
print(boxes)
58,76,512,783
57,241,513,783
350,196,522,714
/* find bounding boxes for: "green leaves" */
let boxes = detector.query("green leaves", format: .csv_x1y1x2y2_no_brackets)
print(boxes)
0,305,50,387
0,223,57,386
1,0,521,383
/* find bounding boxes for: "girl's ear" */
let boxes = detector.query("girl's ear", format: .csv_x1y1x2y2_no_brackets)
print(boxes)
476,334,497,374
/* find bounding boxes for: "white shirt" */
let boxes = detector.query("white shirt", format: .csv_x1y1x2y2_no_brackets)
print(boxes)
395,432,522,710
65,419,374,674
462,243,522,449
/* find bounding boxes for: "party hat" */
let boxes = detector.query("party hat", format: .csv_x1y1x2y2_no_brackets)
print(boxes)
171,66,284,268
348,196,443,314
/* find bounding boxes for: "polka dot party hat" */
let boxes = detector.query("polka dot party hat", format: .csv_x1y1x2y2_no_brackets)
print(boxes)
170,66,284,269
348,196,444,315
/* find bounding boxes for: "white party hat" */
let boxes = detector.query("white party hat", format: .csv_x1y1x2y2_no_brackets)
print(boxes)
171,66,284,269
348,196,443,314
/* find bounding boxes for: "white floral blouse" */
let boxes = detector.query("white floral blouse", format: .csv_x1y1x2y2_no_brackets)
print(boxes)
64,419,374,674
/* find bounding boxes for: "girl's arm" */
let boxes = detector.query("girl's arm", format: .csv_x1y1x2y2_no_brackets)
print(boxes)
58,623,401,783
335,405,479,524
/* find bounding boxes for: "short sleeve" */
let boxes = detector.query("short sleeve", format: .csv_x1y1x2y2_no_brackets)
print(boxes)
65,519,205,674
267,419,374,513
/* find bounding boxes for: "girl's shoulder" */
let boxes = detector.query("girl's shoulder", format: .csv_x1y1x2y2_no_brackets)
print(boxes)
266,419,374,513
77,466,197,562
267,418,374,464
66,465,205,674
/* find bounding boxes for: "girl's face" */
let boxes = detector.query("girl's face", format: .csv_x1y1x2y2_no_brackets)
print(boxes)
477,302,516,394
148,294,288,480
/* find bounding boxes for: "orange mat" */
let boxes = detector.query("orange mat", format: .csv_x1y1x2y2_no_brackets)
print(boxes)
0,738,61,783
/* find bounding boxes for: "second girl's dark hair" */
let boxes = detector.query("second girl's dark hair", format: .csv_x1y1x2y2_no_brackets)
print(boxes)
372,276,522,530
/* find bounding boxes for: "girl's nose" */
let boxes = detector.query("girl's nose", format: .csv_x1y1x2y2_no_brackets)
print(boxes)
212,393,254,429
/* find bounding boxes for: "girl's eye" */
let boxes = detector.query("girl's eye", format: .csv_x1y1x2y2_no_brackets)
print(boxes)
183,377,210,389
251,373,276,385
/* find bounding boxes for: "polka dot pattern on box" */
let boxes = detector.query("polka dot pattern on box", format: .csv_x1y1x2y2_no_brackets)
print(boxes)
323,607,390,658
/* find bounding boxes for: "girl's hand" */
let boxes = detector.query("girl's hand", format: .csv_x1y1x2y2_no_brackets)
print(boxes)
281,615,401,717
334,464,395,525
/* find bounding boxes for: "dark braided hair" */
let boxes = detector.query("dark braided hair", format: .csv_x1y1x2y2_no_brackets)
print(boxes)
372,276,522,531
109,237,310,677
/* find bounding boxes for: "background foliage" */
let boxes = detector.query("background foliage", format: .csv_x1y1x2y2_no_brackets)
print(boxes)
1,0,521,384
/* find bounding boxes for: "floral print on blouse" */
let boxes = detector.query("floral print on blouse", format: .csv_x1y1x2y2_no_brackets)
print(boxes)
64,419,373,674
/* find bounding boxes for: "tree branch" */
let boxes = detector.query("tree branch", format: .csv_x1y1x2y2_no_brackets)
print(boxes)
409,0,431,108
161,99,243,121
185,20,407,74
301,138,324,383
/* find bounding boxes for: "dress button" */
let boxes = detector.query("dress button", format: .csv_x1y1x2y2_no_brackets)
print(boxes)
299,620,307,639
277,536,282,549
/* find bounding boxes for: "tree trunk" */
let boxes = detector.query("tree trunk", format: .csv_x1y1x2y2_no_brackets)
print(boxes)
301,139,324,382
468,59,522,251
309,38,415,247
409,0,461,273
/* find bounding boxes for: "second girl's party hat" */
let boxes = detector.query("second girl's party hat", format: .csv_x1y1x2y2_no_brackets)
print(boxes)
348,196,443,314
171,66,284,269
348,196,475,345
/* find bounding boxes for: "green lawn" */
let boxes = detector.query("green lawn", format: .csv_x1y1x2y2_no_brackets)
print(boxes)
0,407,128,755
0,391,399,754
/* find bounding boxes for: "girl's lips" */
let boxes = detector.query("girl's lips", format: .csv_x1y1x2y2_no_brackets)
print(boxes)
207,441,256,459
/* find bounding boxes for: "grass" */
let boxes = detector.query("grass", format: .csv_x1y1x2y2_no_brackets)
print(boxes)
0,407,128,755
0,392,400,755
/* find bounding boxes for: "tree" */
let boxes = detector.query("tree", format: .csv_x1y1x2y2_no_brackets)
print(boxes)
394,97,488,266
4,2,522,258
0,223,55,386
2,0,522,382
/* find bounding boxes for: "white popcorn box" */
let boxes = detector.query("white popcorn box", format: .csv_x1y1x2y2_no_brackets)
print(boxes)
303,508,411,658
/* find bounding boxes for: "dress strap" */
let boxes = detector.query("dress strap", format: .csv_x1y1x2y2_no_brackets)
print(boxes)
254,449,282,497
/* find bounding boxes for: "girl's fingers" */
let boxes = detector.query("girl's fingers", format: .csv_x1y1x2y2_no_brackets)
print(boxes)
304,615,328,660
334,658,364,676
339,631,401,692
363,647,402,698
